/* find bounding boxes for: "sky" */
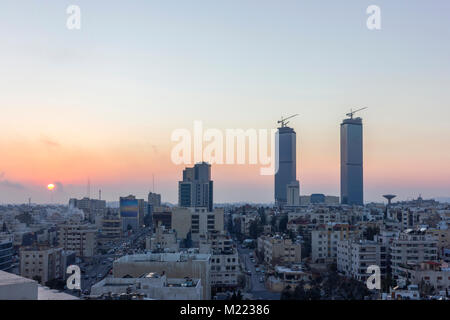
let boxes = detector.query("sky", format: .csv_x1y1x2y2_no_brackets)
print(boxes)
0,1,449,204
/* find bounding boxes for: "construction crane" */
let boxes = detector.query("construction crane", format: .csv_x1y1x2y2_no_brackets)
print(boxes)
278,114,299,128
346,107,367,119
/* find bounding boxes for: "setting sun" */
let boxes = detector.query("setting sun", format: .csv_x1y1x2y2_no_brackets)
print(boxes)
47,183,55,191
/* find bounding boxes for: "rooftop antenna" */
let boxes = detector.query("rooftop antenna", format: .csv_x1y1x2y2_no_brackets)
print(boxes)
152,174,155,192
87,178,91,199
346,107,367,119
278,114,299,128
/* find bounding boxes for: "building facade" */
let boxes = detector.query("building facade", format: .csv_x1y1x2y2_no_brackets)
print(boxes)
340,117,363,206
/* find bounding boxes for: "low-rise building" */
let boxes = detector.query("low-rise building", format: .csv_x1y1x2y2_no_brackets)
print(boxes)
90,272,203,300
266,265,311,292
397,261,450,292
0,270,78,300
391,228,438,277
257,234,301,266
113,252,211,300
19,246,64,284
199,231,239,289
146,223,179,252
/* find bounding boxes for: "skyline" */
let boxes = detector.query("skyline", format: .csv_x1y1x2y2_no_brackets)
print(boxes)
1,1,450,204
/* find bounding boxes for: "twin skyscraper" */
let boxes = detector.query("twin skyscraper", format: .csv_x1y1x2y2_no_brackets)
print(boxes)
275,110,365,207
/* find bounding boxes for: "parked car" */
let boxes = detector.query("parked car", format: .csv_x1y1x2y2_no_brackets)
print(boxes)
259,277,264,283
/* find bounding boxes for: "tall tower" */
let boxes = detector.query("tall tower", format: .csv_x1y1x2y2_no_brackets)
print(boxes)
275,124,297,207
340,116,364,205
178,162,213,211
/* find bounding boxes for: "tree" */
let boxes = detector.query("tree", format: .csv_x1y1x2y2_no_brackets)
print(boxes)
32,275,42,284
280,285,293,300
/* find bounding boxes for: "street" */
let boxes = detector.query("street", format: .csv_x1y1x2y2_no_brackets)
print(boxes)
237,245,280,300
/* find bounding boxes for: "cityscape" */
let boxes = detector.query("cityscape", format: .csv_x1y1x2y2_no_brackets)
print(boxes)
1,111,449,301
0,1,449,307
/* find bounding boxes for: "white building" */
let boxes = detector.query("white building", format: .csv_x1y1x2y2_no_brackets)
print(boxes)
337,240,388,281
90,272,203,300
113,252,211,300
391,228,438,277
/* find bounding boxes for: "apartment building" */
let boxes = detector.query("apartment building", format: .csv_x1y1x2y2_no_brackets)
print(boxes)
391,228,438,277
257,234,302,266
311,223,358,263
57,216,98,257
146,223,179,252
171,207,224,243
19,246,63,284
98,209,121,246
337,240,388,281
199,231,239,288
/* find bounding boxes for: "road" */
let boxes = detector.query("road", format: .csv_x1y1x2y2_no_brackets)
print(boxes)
78,227,151,294
238,245,280,300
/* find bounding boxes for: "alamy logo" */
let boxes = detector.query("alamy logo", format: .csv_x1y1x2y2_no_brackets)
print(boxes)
66,5,81,30
366,265,381,290
366,5,381,30
171,121,279,175
66,265,81,290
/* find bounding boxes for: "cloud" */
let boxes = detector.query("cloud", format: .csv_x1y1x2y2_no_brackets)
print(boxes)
0,171,26,190
0,180,25,190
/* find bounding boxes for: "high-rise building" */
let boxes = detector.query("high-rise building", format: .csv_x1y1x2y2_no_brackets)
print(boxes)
119,195,146,232
178,162,213,212
147,192,161,214
340,116,364,205
274,125,297,206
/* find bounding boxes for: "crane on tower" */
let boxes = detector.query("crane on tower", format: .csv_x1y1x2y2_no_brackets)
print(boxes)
278,114,299,128
346,107,367,119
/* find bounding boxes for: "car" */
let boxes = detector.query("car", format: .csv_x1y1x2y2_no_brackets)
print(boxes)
255,268,260,272
259,277,264,283
246,270,251,275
